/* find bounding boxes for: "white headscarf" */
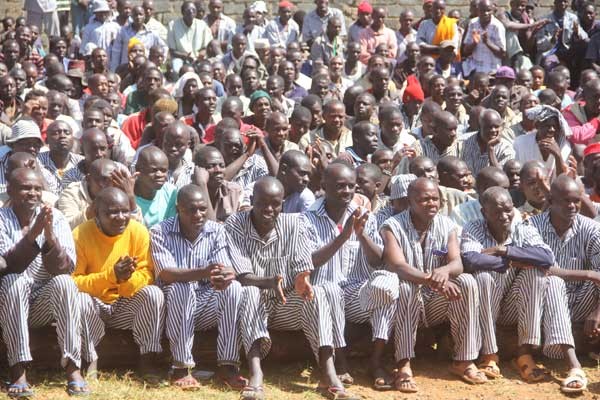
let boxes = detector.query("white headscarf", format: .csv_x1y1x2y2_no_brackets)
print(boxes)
172,72,201,99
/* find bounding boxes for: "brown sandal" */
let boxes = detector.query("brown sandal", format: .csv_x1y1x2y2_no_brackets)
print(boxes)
171,374,201,391
449,363,488,385
478,354,502,379
512,354,548,383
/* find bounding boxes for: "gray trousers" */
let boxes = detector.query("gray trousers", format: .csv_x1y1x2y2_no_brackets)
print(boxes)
26,10,60,37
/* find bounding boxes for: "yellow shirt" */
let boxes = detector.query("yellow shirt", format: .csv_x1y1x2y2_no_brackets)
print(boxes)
72,219,154,304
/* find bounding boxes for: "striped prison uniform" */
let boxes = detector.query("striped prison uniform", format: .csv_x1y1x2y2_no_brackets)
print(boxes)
150,217,243,368
225,211,341,362
37,150,84,193
302,198,398,344
461,133,515,177
450,200,523,233
0,207,82,368
461,218,556,356
73,219,164,362
380,210,480,362
529,212,600,358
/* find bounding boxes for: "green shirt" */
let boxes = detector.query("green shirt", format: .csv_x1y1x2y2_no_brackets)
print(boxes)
135,183,177,227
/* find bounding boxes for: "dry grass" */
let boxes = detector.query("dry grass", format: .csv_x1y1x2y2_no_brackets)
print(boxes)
6,356,600,399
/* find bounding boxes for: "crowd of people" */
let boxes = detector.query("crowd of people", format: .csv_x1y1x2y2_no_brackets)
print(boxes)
1,0,600,397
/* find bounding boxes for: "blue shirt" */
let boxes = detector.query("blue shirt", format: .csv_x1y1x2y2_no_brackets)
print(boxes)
135,183,178,228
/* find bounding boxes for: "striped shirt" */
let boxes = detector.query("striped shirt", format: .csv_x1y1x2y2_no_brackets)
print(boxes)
529,212,600,292
413,137,463,164
232,154,269,191
0,206,75,284
0,152,60,195
224,211,313,298
381,210,458,274
37,151,84,192
461,133,515,176
461,218,551,254
302,197,382,286
450,199,523,229
150,216,231,287
168,158,195,189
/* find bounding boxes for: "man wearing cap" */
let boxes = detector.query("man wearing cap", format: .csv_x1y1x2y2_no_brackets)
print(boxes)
80,0,121,59
359,7,397,64
167,1,213,74
416,0,460,56
348,2,372,43
110,5,167,71
462,0,506,77
435,40,462,79
264,1,299,48
301,0,347,46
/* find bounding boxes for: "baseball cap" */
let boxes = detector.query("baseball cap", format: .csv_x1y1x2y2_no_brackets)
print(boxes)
495,66,516,80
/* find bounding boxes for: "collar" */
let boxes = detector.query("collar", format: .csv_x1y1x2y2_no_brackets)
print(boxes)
168,215,217,235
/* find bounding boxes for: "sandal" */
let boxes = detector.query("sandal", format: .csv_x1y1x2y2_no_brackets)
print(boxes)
561,368,588,394
478,355,502,379
316,385,361,400
66,381,90,397
512,354,548,383
449,363,487,385
372,368,392,391
7,382,34,398
240,385,265,400
217,372,249,390
337,372,354,386
171,374,201,391
394,371,418,393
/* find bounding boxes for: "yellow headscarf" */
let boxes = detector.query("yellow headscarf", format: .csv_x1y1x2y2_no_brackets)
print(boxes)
128,37,145,54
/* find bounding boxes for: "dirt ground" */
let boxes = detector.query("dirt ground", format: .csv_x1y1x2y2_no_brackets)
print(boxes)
5,355,600,400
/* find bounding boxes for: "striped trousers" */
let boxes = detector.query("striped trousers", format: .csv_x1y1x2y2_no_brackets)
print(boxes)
394,274,481,362
80,285,165,362
164,281,243,368
476,268,574,356
344,271,399,342
239,282,343,362
0,274,82,368
545,279,598,359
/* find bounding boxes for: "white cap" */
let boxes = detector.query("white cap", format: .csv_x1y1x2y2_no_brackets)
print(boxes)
250,0,267,13
92,0,111,13
7,119,42,144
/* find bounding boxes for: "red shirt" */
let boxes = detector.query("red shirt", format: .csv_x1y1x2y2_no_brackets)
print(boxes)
202,121,263,144
121,109,149,149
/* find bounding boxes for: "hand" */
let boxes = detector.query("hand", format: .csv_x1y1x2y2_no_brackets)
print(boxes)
537,138,561,157
401,146,417,160
25,208,47,244
567,155,578,179
353,207,369,238
209,264,236,290
573,22,579,38
294,270,314,301
531,19,548,33
472,30,481,44
394,69,408,85
553,28,563,43
487,137,500,149
22,98,41,118
41,205,56,247
468,89,480,103
481,31,489,44
534,168,551,195
584,307,600,338
114,256,136,283
482,245,507,257
425,268,449,292
340,208,361,241
440,281,462,301
245,131,261,155
270,275,286,304
111,168,137,198
193,166,210,186
509,260,535,269
85,203,96,220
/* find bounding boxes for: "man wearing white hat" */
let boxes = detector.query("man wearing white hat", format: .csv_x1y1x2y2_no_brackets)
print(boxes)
80,0,121,59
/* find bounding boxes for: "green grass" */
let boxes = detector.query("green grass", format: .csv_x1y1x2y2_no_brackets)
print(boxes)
5,356,600,399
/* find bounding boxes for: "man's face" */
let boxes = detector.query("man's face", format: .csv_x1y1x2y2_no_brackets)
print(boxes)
162,131,189,162
183,78,199,98
118,0,132,17
432,1,445,22
444,85,463,110
252,188,283,230
52,40,67,58
418,58,435,76
532,70,544,89
201,151,225,188
243,71,259,94
4,43,19,64
409,184,440,219
212,63,225,82
324,169,356,206
0,77,16,100
92,75,110,96
279,6,292,23
554,0,568,13
400,12,414,30
372,9,385,28
16,27,31,46
434,118,458,147
491,88,509,113
13,138,42,156
535,116,559,142
220,133,244,164
96,11,110,23
47,94,66,119
30,96,48,124
478,1,493,25
92,49,108,70
357,125,379,155
47,122,73,153
511,0,526,16
323,104,345,132
183,3,197,23
430,78,445,99
83,110,105,130
83,134,109,161
143,70,162,92
143,1,154,19
178,193,208,232
520,169,547,205
505,164,521,189
232,36,247,56
381,114,403,145
346,44,361,62
226,77,243,96
356,170,378,200
406,44,420,63
446,163,471,191
480,114,502,143
11,71,26,94
138,153,168,190
267,117,289,148
312,78,330,99
290,114,311,140
252,97,271,120
8,173,42,211
266,79,283,98
371,70,390,94
354,95,375,120
97,196,131,236
196,89,217,115
132,6,145,27
285,160,311,193
358,11,372,26
482,196,514,232
315,0,328,13
209,0,223,17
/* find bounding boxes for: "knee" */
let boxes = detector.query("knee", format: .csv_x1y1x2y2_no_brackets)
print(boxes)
241,285,261,304
397,280,415,299
78,293,96,314
138,285,165,306
546,275,567,296
474,271,494,289
223,280,243,296
455,274,478,295
317,282,343,302
50,274,78,294
167,282,194,302
0,273,28,296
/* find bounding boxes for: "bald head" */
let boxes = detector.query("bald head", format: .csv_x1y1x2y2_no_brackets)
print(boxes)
177,183,205,204
253,176,284,201
476,167,509,194
89,158,117,179
407,177,438,200
550,174,581,198
136,145,168,171
6,152,36,175
280,149,309,171
480,186,512,209
95,187,129,210
323,162,355,184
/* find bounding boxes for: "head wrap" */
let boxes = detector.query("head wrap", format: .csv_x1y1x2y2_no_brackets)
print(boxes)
249,90,271,109
172,71,202,99
128,37,144,54
357,2,373,13
525,104,572,139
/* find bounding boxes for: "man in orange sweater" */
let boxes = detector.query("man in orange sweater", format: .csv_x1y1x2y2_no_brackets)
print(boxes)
72,186,165,382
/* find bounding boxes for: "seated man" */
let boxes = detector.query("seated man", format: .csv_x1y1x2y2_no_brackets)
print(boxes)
375,173,417,227
276,150,315,213
37,120,83,192
461,186,555,382
150,184,247,389
72,187,165,381
303,163,398,390
57,158,141,229
134,146,178,227
356,163,387,213
0,152,59,207
461,109,515,177
160,121,195,189
299,99,352,156
381,177,485,392
62,128,110,187
528,175,595,393
0,168,86,396
226,177,359,400
338,121,379,168
192,146,244,222
410,110,461,164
